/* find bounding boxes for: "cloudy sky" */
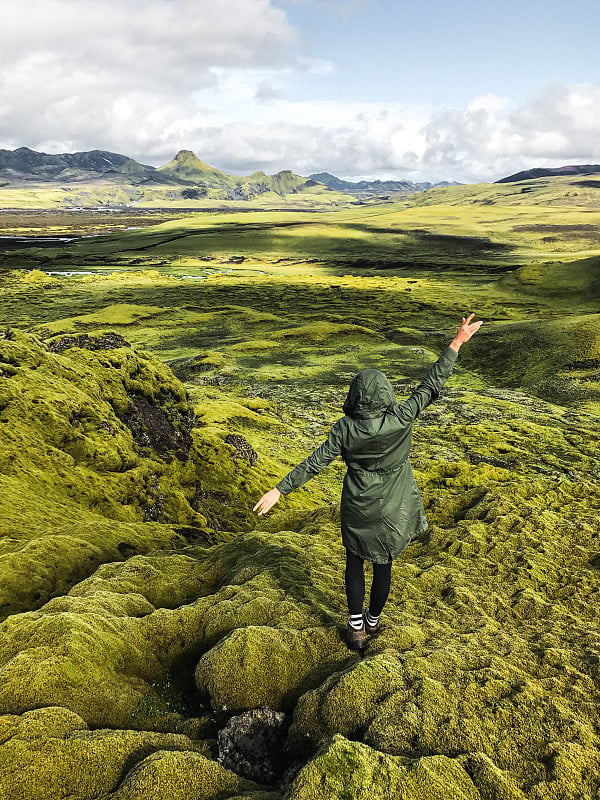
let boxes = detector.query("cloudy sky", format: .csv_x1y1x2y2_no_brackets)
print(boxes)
0,0,598,182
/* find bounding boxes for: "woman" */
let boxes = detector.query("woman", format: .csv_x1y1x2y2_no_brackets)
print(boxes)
254,314,482,650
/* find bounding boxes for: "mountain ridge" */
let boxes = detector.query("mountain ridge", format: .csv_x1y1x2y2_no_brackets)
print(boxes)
496,164,600,183
0,146,329,201
3,146,599,207
309,171,460,194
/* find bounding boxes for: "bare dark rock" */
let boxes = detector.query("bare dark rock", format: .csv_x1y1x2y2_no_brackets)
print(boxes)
122,393,194,461
190,483,236,529
191,484,230,508
47,332,131,353
467,450,518,470
224,433,258,468
217,707,290,784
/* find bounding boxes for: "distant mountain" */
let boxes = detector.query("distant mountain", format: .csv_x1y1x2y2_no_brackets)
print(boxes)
0,146,149,178
309,171,460,194
0,146,326,200
496,165,600,183
309,172,418,192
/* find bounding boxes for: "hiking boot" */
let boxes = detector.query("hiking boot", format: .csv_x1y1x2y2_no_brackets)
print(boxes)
364,614,380,635
346,623,367,651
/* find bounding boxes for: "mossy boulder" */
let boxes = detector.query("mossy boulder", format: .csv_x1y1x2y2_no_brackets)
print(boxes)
286,735,480,800
109,750,264,800
0,706,213,800
195,624,348,712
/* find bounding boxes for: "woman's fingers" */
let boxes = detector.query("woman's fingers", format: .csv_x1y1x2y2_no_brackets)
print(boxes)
257,500,272,516
253,498,270,514
252,496,267,513
462,314,480,329
455,314,482,344
253,488,281,515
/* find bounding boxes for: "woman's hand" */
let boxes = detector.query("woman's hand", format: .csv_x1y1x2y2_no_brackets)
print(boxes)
253,487,282,516
450,313,482,351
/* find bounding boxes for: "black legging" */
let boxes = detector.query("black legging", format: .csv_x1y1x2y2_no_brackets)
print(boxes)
345,549,392,617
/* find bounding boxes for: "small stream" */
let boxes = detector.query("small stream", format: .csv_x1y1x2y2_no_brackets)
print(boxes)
41,268,234,281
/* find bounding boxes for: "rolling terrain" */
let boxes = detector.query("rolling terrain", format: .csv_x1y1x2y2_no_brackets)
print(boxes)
0,173,599,799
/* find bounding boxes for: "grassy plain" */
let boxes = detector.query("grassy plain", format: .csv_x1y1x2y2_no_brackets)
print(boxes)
2,182,599,414
0,177,348,210
1,177,600,799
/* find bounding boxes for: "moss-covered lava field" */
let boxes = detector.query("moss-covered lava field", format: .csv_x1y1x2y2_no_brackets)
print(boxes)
1,182,600,799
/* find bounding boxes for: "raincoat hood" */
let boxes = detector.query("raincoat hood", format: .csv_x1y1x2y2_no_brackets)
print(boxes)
343,369,396,419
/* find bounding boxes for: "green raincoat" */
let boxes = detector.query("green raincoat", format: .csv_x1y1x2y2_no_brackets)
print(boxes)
276,346,458,563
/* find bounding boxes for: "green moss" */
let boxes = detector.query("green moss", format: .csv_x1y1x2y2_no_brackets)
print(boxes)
195,624,349,712
287,735,480,800
0,706,212,800
459,753,529,800
271,321,384,344
458,313,600,412
2,202,600,798
289,652,408,747
110,750,261,800
38,303,169,333
0,329,286,615
0,529,345,729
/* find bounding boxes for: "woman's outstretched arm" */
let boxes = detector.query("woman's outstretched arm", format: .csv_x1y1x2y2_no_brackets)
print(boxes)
394,313,482,423
254,420,344,516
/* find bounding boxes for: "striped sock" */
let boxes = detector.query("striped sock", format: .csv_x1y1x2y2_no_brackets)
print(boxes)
348,614,364,630
366,610,380,627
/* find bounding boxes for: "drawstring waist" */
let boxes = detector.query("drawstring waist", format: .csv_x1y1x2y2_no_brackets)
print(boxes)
347,462,406,476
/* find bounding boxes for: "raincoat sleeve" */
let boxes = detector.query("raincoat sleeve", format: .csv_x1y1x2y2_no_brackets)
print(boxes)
276,420,344,496
393,345,458,423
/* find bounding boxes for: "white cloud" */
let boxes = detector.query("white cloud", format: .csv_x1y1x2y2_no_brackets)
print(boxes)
0,0,298,153
0,1,598,183
421,84,600,181
180,84,600,182
0,0,296,84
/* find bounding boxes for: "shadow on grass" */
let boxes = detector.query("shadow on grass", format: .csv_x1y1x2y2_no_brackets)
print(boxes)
6,216,519,273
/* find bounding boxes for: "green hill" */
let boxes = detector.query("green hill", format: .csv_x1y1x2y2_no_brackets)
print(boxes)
402,174,600,208
158,150,236,187
158,151,325,199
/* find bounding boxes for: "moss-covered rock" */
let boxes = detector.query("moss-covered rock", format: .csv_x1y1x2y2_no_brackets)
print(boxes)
0,329,275,617
0,529,347,730
109,750,264,800
195,624,348,712
286,735,480,800
0,706,212,800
